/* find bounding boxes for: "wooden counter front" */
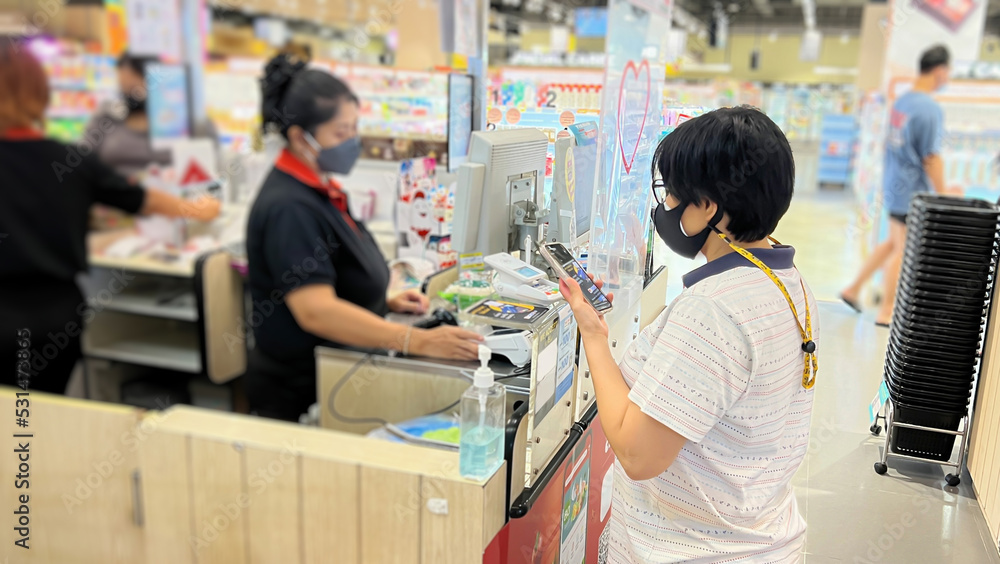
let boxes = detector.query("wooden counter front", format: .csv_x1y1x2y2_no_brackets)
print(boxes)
968,288,1000,554
0,390,507,564
142,406,507,564
0,389,145,563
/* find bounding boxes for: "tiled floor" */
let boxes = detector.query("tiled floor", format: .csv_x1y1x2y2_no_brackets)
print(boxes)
800,303,999,563
657,190,1000,562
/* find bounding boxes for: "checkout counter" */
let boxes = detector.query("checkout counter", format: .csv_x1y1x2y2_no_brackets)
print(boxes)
2,122,673,561
313,263,669,562
0,265,666,564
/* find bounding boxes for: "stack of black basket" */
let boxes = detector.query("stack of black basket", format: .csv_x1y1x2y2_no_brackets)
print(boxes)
885,194,1000,462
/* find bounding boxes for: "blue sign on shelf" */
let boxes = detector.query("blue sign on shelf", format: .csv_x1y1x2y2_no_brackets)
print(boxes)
575,7,608,38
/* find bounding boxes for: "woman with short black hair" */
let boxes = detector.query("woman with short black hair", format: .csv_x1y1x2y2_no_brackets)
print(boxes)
244,54,483,421
559,106,817,563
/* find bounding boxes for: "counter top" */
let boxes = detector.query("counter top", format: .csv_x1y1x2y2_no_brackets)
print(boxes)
89,253,197,278
154,404,497,485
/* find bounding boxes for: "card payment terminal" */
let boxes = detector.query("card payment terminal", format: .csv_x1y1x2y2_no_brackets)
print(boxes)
484,253,562,305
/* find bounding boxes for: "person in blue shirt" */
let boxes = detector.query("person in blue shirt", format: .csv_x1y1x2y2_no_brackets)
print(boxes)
841,45,959,327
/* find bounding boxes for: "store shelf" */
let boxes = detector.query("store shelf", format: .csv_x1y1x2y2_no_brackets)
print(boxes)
47,112,94,119
85,329,201,374
90,289,198,322
359,90,444,98
360,131,448,142
818,113,858,186
49,83,112,91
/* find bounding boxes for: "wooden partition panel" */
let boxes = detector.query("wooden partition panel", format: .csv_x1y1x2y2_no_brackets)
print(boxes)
189,439,247,563
0,395,506,564
301,457,360,564
140,406,507,564
245,446,302,563
317,352,473,435
361,467,422,564
0,389,144,563
970,293,1000,547
140,430,194,564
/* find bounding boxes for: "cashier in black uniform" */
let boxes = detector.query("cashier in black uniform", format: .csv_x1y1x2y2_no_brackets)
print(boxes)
0,43,220,394
245,54,483,421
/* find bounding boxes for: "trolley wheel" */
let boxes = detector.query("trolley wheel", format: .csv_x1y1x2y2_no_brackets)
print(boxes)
874,462,888,475
870,424,882,436
945,474,961,487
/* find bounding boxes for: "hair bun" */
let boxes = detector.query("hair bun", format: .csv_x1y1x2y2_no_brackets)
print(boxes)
261,53,307,130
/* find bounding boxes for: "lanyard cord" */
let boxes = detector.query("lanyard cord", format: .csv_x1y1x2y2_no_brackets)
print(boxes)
714,232,817,390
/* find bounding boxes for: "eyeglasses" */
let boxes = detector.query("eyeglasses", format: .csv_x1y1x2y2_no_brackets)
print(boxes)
652,179,668,205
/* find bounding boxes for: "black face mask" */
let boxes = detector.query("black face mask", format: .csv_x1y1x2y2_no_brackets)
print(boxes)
651,201,724,259
124,95,146,114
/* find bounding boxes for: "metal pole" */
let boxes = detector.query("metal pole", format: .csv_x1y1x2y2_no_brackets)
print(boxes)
179,0,207,127
468,0,489,132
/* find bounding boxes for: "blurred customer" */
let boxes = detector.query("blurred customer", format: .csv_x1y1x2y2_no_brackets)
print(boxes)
0,43,220,394
244,54,482,421
841,45,957,327
87,52,216,178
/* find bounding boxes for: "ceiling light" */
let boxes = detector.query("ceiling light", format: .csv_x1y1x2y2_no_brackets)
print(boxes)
547,4,563,23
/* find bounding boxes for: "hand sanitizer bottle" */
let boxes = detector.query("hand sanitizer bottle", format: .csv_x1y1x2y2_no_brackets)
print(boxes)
459,345,506,480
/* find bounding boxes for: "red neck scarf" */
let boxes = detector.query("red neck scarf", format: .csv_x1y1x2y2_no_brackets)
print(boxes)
0,127,44,141
274,148,358,232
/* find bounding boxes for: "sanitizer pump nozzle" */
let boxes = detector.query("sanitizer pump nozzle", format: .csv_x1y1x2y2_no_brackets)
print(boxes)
474,345,493,389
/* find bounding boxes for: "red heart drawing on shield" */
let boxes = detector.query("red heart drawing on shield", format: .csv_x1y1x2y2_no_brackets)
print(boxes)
616,59,651,175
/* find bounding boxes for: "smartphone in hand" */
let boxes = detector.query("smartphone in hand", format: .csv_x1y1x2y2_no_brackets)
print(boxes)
539,242,613,313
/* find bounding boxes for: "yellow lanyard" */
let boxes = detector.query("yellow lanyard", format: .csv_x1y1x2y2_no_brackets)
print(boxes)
716,233,817,390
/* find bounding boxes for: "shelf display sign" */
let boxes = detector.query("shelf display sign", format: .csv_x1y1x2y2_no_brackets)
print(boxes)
883,0,986,86
124,0,182,61
147,64,190,148
588,0,672,309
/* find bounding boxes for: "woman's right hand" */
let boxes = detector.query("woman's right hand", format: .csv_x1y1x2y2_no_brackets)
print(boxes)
410,326,484,361
181,196,222,222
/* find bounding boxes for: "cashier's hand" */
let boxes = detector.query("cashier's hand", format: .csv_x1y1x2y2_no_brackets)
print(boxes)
410,326,484,361
945,185,965,197
388,289,430,315
180,196,222,222
559,276,613,340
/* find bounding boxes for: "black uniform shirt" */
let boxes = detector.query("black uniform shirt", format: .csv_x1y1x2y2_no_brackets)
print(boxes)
246,149,390,363
0,130,146,283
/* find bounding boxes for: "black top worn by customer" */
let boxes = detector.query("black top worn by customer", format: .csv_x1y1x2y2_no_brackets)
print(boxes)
0,137,146,393
0,43,219,395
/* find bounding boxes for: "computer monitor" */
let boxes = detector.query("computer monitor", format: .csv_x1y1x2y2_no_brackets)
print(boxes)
452,129,549,257
550,121,597,247
447,74,474,173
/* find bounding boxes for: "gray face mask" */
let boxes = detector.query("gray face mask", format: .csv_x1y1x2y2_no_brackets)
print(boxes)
304,132,361,175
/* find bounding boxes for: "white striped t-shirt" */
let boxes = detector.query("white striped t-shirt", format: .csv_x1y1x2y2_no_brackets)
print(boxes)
610,246,816,563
